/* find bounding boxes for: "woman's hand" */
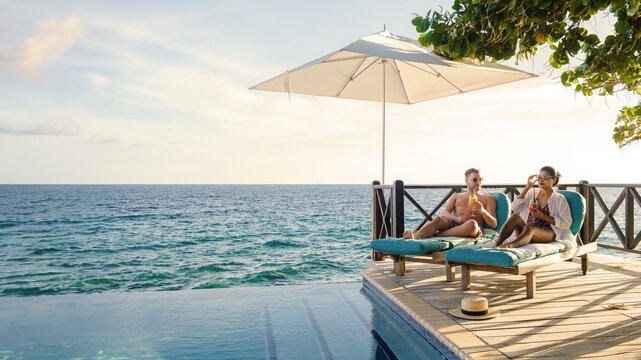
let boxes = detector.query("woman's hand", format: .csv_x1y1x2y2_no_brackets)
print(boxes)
531,208,549,222
526,174,537,189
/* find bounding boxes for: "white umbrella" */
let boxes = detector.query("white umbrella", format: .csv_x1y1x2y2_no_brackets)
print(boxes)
251,30,536,184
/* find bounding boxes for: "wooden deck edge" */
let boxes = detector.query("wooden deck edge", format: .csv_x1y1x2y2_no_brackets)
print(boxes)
361,268,509,360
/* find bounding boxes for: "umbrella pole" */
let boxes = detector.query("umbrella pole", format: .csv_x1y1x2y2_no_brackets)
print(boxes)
382,59,386,185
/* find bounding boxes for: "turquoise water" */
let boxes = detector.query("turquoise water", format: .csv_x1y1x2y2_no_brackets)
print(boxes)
0,282,446,360
0,185,374,296
0,185,638,297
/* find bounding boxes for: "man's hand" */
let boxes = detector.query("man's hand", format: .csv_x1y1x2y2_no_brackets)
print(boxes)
470,200,484,215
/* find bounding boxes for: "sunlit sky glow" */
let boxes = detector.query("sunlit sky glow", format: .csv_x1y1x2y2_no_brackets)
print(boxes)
1,0,640,184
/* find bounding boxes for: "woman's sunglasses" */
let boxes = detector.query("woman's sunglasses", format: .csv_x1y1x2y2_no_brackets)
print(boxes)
537,175,553,181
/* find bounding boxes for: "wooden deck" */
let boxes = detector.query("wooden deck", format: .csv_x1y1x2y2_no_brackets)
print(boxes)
364,253,641,359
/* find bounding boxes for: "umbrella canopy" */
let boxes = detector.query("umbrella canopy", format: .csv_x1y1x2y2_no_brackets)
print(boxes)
251,30,536,183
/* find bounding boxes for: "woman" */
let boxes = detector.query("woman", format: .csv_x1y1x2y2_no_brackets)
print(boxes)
493,166,573,248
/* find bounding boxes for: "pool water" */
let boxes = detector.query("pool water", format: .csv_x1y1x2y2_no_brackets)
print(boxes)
0,282,446,360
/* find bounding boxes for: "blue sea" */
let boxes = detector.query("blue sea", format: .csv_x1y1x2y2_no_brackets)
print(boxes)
0,184,637,297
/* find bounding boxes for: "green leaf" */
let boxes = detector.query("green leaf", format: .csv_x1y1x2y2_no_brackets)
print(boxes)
418,32,430,46
586,34,600,45
452,0,462,11
628,0,639,16
604,35,616,46
561,70,573,86
613,133,621,142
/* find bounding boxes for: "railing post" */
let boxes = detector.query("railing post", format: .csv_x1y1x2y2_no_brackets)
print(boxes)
391,180,405,238
626,186,634,249
578,180,594,244
371,181,385,261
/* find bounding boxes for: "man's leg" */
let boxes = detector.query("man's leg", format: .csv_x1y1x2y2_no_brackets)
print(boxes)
410,216,452,239
437,220,481,238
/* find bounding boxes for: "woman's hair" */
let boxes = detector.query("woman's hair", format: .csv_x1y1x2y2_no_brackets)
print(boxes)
540,166,561,186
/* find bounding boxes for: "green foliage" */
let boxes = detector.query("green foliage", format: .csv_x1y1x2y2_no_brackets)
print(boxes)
414,0,641,147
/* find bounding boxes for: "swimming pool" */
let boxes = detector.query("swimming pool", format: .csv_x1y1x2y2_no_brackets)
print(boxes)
0,282,446,359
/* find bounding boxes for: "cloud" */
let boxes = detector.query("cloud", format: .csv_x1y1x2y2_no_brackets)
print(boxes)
85,73,107,87
88,133,117,144
131,142,159,148
27,117,79,135
0,16,84,77
0,117,79,136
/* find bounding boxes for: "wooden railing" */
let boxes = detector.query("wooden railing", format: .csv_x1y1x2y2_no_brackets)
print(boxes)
371,180,641,257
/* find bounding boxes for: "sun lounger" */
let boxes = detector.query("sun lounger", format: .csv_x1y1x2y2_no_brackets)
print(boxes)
444,190,596,299
370,192,510,277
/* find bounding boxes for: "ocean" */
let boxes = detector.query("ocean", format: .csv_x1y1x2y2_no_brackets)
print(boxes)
0,184,637,297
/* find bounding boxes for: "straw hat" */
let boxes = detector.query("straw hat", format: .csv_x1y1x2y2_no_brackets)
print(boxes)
449,296,500,320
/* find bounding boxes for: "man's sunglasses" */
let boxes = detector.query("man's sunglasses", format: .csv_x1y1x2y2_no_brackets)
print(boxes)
472,177,483,183
537,175,553,181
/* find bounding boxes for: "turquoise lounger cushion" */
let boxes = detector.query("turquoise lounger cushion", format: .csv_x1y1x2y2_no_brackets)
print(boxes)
370,238,450,255
371,229,498,256
558,190,585,236
484,192,510,232
445,242,569,267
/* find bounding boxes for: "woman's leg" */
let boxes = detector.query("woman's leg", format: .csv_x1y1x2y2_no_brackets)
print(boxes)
494,214,525,247
498,226,555,248
529,228,556,243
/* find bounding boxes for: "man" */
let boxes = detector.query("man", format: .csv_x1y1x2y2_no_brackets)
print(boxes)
403,168,497,239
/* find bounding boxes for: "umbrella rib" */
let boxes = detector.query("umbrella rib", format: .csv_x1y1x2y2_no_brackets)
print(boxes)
388,59,411,104
321,54,370,63
400,60,464,93
351,56,380,80
336,56,380,97
335,56,369,97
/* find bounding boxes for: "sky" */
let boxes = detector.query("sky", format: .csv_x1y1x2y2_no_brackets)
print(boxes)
0,0,640,184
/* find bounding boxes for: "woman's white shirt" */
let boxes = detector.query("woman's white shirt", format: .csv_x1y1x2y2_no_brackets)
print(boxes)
511,188,575,242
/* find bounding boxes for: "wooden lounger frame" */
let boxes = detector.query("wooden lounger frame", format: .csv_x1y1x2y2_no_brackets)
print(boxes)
380,251,446,277
445,242,597,299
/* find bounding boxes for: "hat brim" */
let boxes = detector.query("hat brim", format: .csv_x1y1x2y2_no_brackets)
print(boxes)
448,307,500,320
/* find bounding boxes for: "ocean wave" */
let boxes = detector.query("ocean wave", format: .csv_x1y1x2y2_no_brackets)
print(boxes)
31,247,64,255
192,282,229,289
1,286,58,296
192,264,227,273
242,267,301,284
76,277,121,286
263,240,304,248
0,221,17,229
1,271,63,280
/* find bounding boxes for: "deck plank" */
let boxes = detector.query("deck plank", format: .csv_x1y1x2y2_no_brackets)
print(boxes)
365,253,641,359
